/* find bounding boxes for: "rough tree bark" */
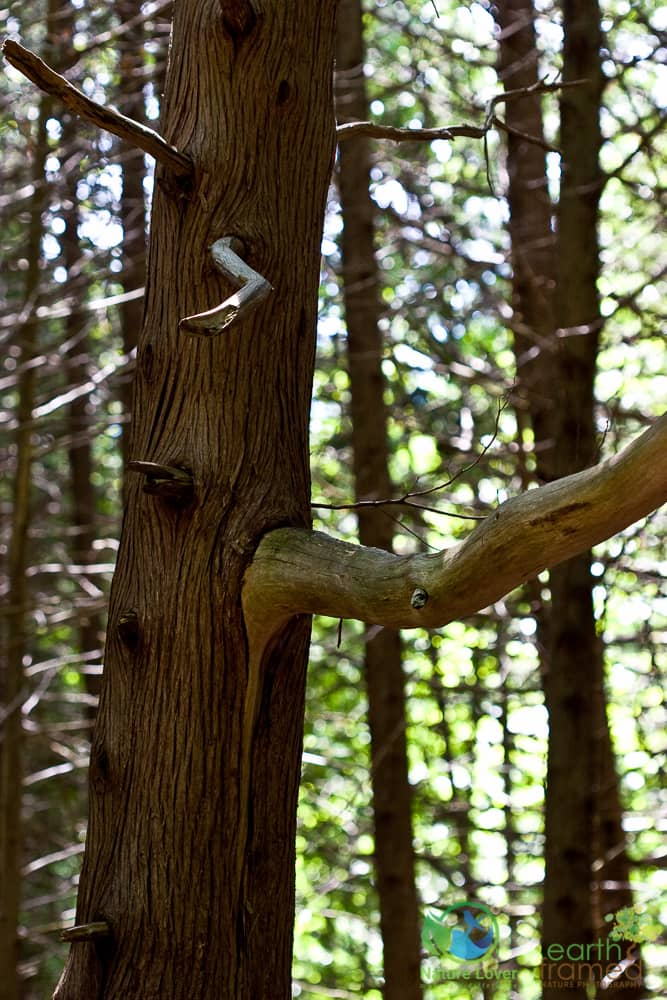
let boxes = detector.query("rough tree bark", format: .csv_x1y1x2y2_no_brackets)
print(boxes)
336,2,422,996
50,2,337,996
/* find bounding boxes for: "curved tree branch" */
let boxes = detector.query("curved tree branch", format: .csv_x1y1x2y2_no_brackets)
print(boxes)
243,414,667,652
2,39,193,180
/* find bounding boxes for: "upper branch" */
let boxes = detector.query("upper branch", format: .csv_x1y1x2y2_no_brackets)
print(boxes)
2,39,193,181
335,80,587,153
244,415,667,650
337,122,486,143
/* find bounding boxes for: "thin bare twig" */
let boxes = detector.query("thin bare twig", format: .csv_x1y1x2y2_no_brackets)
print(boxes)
486,77,590,115
336,79,588,193
312,397,509,521
311,497,484,520
336,121,486,143
489,115,560,154
2,39,193,180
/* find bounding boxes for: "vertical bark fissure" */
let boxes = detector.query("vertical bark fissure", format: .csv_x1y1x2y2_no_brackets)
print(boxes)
335,2,423,997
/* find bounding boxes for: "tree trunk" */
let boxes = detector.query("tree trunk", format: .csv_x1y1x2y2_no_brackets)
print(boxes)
495,0,556,477
498,3,640,995
117,0,148,470
54,3,336,997
59,1,104,714
543,2,604,997
335,3,422,997
0,19,53,995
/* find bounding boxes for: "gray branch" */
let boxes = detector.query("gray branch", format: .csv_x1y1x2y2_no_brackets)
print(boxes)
179,238,272,337
243,414,667,657
2,40,193,180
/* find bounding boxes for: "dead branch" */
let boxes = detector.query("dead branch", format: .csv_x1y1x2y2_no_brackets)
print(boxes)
2,39,193,180
244,413,667,653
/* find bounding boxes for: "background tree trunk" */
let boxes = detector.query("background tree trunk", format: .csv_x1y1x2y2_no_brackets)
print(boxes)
116,0,148,470
498,2,641,994
335,2,422,997
0,6,54,989
54,2,337,997
57,0,104,716
542,2,606,996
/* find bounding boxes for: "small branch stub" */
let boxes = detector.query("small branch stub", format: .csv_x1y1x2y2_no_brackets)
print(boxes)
410,588,428,610
61,921,111,943
179,237,272,336
127,461,194,503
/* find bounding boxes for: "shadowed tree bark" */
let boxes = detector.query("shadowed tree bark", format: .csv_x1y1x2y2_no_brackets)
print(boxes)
496,0,557,475
542,5,606,996
48,2,338,996
336,1,422,996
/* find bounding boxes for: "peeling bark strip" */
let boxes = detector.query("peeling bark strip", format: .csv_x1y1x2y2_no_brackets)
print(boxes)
243,414,667,650
2,40,193,181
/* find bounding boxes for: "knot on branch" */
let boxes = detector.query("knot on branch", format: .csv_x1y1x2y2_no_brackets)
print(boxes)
410,588,429,610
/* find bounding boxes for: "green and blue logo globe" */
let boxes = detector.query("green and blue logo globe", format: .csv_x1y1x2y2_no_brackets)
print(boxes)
422,902,499,963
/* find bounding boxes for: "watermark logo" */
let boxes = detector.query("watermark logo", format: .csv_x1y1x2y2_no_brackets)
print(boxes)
421,899,658,989
540,904,659,989
422,901,498,963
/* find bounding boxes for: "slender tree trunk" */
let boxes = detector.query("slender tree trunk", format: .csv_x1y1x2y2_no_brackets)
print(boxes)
498,2,640,995
57,0,104,713
495,0,557,477
335,3,422,997
117,0,148,470
542,5,604,996
53,3,337,997
0,23,53,995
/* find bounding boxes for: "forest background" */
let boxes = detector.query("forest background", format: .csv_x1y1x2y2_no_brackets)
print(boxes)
0,0,665,998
